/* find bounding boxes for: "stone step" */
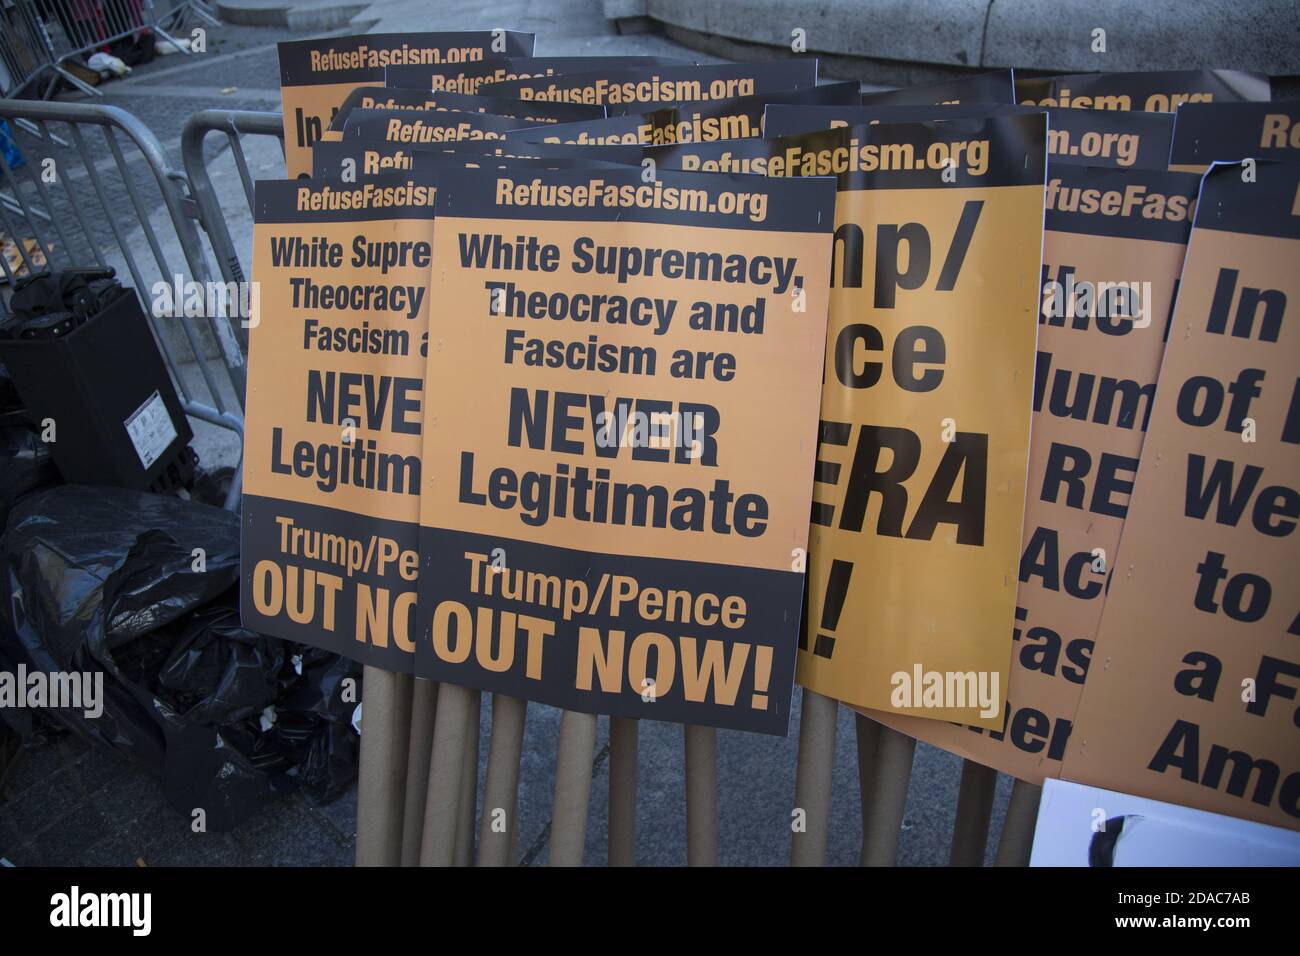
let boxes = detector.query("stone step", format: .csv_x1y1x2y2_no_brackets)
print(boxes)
215,0,371,31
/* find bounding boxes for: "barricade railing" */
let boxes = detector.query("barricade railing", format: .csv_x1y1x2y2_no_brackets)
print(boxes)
0,97,246,508
1,1,58,98
180,109,284,292
2,0,193,99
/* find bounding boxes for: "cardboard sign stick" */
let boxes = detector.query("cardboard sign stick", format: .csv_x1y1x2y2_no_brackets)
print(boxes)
608,718,638,867
862,725,916,866
550,711,599,866
355,668,413,866
685,726,719,866
454,693,482,866
791,690,837,865
994,780,1041,866
478,694,527,867
853,714,881,864
950,760,998,866
418,683,477,865
400,680,439,866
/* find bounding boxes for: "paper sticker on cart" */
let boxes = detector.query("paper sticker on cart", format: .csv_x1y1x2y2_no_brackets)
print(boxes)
125,390,177,468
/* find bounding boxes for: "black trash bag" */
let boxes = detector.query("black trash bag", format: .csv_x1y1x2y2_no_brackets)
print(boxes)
0,421,60,529
0,485,359,830
157,603,286,726
0,364,23,413
0,485,238,764
152,604,360,826
268,646,360,803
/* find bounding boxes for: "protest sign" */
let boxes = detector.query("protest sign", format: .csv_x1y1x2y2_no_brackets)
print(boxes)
1016,69,1270,112
311,140,492,179
764,103,1034,138
642,138,782,175
765,104,1173,170
1059,161,1300,831
506,110,680,146
858,70,1014,106
385,56,691,95
1042,107,1175,170
605,82,863,139
277,32,535,177
1170,101,1300,172
479,60,818,107
327,87,605,132
412,166,837,733
766,115,1047,727
343,108,527,145
867,162,1201,777
311,140,632,180
240,169,438,667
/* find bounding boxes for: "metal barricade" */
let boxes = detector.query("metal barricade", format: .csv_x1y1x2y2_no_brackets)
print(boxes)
2,0,192,99
0,98,246,508
1,0,58,98
180,109,284,290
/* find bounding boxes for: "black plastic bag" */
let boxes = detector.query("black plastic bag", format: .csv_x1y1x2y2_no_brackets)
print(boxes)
0,485,359,831
0,421,60,529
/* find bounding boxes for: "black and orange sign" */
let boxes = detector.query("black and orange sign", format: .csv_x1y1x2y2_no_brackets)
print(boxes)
765,115,1047,727
241,169,438,666
873,161,1202,777
413,167,838,732
1016,69,1270,113
277,31,534,177
1060,161,1300,831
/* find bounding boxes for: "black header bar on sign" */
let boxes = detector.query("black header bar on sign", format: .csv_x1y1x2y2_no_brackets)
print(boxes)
1045,107,1175,171
644,137,778,174
1044,163,1201,244
385,55,692,95
328,87,606,131
506,109,680,146
607,80,862,124
764,102,1037,138
1015,69,1270,112
278,31,535,86
255,168,440,224
769,112,1047,191
858,69,1015,106
431,166,838,234
311,139,639,180
479,60,819,106
1193,160,1300,242
343,107,528,143
1171,102,1300,167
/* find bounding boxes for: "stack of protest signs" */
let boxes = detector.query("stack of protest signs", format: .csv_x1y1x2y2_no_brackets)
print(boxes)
241,31,1298,857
